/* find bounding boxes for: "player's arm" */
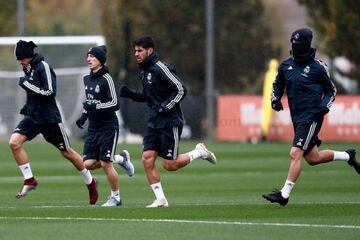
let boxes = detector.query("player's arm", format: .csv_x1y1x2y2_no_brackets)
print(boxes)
95,74,120,112
76,110,88,129
18,61,56,97
270,64,285,111
319,62,337,115
155,62,186,113
119,85,146,102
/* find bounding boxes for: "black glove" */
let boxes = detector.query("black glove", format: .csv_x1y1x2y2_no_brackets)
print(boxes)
18,77,27,86
271,100,283,111
83,101,97,111
120,85,132,97
157,106,165,113
23,64,32,76
320,105,329,116
19,105,28,115
76,113,88,129
155,103,168,114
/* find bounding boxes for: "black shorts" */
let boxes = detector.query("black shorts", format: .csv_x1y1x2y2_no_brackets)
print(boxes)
83,127,119,162
143,126,182,160
13,117,71,151
293,120,323,156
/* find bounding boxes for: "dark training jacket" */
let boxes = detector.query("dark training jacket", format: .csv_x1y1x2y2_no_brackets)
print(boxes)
127,52,187,129
83,67,119,130
272,51,337,124
18,53,62,124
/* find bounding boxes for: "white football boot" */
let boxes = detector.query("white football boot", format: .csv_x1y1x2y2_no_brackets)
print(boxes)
146,198,169,208
101,196,122,207
196,143,217,164
117,150,135,177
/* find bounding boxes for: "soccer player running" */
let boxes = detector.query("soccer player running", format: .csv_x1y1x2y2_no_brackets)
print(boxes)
76,45,134,207
262,28,360,206
120,36,217,208
10,40,98,204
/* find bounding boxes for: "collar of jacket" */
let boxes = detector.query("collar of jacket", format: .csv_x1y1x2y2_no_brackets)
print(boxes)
90,65,109,78
291,48,316,64
30,53,45,68
139,52,158,70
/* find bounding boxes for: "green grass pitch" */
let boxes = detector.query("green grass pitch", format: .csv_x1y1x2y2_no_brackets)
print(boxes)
0,140,359,240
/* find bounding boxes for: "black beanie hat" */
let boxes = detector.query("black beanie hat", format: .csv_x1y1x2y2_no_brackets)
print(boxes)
14,40,37,60
87,45,107,65
290,28,313,47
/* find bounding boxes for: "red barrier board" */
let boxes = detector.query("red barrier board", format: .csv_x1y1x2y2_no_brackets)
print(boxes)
216,95,360,142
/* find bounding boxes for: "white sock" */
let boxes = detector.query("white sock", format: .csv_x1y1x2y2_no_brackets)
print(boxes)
113,154,124,164
150,182,166,200
280,180,295,199
111,190,120,201
19,163,33,180
187,149,202,161
79,168,93,185
333,151,350,161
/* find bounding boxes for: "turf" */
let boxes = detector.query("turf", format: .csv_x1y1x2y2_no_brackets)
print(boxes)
0,140,359,240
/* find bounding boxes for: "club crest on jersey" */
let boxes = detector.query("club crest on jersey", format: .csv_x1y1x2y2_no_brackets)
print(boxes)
301,66,310,77
95,85,100,93
147,73,152,83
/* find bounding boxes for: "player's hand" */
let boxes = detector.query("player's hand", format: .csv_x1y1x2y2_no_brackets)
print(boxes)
157,106,165,113
19,105,28,115
154,104,168,114
75,113,88,129
271,100,283,111
120,85,131,97
320,105,329,116
23,64,32,76
82,101,97,111
18,77,27,86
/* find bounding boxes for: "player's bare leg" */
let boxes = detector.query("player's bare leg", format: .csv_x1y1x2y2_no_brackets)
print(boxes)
61,149,98,204
304,146,334,165
9,133,38,198
162,143,217,171
142,150,168,208
100,161,121,207
9,133,29,166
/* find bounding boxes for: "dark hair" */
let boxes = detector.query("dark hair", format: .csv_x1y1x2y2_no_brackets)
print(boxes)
133,36,155,49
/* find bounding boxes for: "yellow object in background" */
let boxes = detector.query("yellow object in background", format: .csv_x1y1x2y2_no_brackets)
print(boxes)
261,59,279,140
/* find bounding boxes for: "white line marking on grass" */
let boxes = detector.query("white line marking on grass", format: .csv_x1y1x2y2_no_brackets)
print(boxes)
0,217,359,230
300,201,360,205
32,205,88,209
0,205,89,209
1,201,360,210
